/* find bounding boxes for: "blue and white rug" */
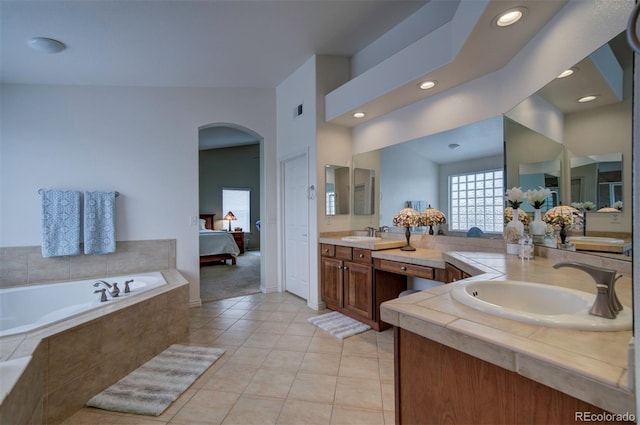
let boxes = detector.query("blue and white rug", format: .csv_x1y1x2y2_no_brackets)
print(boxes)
308,311,371,339
86,344,224,416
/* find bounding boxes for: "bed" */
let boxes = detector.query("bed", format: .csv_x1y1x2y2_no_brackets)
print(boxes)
199,214,240,265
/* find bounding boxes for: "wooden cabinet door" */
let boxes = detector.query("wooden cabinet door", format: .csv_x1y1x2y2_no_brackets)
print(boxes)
321,257,343,309
445,263,464,283
343,261,373,320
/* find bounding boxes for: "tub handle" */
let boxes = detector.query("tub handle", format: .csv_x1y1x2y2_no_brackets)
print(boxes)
94,288,108,302
124,279,134,293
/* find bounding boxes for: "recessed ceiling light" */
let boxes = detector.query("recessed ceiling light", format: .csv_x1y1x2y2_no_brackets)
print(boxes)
27,37,66,54
557,68,575,79
448,143,460,150
418,80,437,90
495,7,527,27
353,112,366,118
578,95,598,103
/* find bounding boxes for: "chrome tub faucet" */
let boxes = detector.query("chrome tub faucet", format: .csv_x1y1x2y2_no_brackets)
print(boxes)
93,280,120,298
552,262,622,319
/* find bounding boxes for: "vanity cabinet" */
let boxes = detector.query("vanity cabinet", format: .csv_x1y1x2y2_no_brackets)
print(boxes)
320,244,374,321
445,263,471,283
395,328,612,424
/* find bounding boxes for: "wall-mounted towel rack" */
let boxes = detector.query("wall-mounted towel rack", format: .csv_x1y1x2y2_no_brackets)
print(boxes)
38,189,120,197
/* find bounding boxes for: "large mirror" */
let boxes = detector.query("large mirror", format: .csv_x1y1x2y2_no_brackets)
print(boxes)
325,165,349,215
570,152,623,211
352,31,632,260
353,168,375,215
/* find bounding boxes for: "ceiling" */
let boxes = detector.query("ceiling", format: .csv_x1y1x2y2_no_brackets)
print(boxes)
2,0,629,153
0,0,425,88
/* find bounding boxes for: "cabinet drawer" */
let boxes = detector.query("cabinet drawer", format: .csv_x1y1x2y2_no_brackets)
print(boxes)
374,258,434,279
320,244,335,257
352,248,372,265
335,245,353,260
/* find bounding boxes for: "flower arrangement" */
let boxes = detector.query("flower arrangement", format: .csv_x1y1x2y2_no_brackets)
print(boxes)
543,205,583,229
503,206,530,225
524,187,551,209
613,201,623,210
571,201,595,211
421,206,447,226
504,187,525,209
392,207,421,227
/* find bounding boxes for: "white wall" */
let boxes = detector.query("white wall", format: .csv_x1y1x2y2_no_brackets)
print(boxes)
0,84,277,305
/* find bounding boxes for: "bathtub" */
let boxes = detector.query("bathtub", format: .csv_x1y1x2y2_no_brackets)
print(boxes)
0,271,167,338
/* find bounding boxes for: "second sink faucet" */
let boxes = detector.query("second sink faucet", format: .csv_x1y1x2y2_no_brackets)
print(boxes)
365,226,377,237
552,262,622,319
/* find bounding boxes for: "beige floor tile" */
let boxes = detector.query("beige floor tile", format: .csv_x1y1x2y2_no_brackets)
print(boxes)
284,322,317,336
299,352,341,376
330,406,385,425
243,368,297,398
115,415,168,424
221,395,284,425
187,328,227,345
267,311,298,322
383,410,396,425
338,355,380,379
377,342,394,361
276,400,333,425
60,408,121,425
341,338,379,358
380,382,395,412
207,317,241,330
378,360,394,383
218,309,252,319
213,330,252,346
227,319,262,332
262,349,305,370
334,376,383,410
307,335,344,354
170,389,239,425
154,387,198,421
376,329,394,344
275,334,312,352
203,363,259,393
243,332,281,349
225,346,271,367
242,310,275,321
288,372,338,404
255,321,291,334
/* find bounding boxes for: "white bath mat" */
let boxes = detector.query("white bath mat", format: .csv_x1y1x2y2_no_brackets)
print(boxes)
308,311,371,339
86,344,224,416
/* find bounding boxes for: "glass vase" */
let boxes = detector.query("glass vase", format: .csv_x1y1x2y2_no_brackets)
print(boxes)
506,207,524,236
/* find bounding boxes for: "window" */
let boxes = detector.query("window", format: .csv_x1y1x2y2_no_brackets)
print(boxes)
222,188,250,231
449,169,504,233
326,183,336,215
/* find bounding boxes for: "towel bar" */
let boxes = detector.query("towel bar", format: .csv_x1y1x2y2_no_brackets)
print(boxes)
38,189,119,197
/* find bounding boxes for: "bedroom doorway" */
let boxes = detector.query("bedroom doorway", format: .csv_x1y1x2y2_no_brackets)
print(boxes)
198,123,263,302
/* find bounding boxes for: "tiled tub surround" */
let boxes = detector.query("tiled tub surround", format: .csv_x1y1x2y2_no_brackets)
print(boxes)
0,269,190,425
380,250,635,417
0,239,176,288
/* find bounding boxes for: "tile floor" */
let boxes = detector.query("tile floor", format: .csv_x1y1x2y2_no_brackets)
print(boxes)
62,291,395,425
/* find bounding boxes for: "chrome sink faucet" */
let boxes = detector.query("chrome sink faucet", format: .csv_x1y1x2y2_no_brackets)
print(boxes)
365,226,377,237
552,262,622,319
93,280,120,298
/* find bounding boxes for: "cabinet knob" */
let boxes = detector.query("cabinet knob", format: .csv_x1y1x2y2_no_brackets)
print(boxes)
343,266,349,270
400,266,407,271
324,249,329,252
359,253,364,258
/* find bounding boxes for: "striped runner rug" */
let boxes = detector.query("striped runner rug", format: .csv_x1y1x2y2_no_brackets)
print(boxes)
308,311,371,339
86,344,224,416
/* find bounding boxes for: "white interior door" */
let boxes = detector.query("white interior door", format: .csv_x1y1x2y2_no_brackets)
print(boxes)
282,153,309,300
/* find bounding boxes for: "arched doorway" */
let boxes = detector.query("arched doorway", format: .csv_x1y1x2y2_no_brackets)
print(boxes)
198,123,264,301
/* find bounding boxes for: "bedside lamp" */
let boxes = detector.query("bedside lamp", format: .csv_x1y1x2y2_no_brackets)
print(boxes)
393,207,421,251
223,211,237,232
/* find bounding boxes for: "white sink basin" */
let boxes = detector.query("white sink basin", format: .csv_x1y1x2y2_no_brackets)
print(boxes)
340,236,382,242
450,280,631,331
567,236,624,244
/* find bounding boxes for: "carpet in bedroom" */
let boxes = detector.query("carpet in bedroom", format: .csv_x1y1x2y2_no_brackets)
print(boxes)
200,251,260,302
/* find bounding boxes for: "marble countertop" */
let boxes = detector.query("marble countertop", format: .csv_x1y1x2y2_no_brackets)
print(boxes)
319,235,405,250
380,250,635,415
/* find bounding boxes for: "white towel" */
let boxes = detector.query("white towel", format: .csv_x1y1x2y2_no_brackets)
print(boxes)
84,191,116,255
41,190,82,257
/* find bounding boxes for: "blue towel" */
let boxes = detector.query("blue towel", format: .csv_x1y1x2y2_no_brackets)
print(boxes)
41,190,82,257
84,191,116,255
